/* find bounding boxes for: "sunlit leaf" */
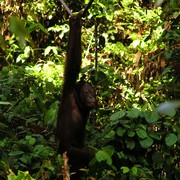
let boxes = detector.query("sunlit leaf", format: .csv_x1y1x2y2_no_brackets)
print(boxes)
0,101,12,105
103,145,115,157
95,150,112,165
132,40,140,48
121,166,129,174
24,46,31,58
44,46,58,56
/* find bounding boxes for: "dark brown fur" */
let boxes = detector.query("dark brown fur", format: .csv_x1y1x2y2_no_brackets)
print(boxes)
57,12,96,178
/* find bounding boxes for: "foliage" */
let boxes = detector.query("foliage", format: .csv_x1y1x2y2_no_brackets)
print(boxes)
0,0,179,179
89,107,179,179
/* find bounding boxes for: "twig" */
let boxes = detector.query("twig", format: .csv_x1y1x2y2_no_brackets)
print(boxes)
82,0,94,17
94,19,98,71
58,0,94,17
58,0,73,16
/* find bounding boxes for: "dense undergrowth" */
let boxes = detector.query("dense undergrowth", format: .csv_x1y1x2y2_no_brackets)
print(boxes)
0,0,179,179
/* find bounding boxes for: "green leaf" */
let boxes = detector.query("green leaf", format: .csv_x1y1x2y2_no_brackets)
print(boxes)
119,120,131,125
0,161,9,171
165,133,177,146
116,127,126,137
145,111,160,123
9,16,27,36
110,110,126,121
37,23,49,34
25,135,36,145
44,46,58,56
19,154,32,164
95,146,114,166
43,160,55,171
18,171,33,179
149,133,160,140
104,130,115,139
24,46,31,58
139,137,153,149
44,101,58,126
121,166,129,174
96,150,107,162
0,101,12,105
7,172,16,180
9,151,24,156
136,128,147,139
8,16,30,48
127,131,135,137
131,166,138,175
117,151,125,159
95,150,112,165
16,54,26,63
0,141,5,148
127,108,140,119
102,145,115,157
163,122,172,126
1,66,9,75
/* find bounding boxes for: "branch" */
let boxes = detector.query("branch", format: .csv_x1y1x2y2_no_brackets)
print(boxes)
82,0,94,17
58,0,94,17
58,0,73,16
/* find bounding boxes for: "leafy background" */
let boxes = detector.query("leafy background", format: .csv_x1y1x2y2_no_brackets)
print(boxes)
0,0,179,179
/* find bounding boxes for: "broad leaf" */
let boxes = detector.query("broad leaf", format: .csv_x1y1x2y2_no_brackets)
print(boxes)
145,111,160,123
131,166,138,175
116,127,126,137
110,110,126,121
140,137,153,149
127,108,140,119
95,150,112,165
127,131,135,137
165,133,177,146
103,145,115,157
105,130,115,139
136,128,147,139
